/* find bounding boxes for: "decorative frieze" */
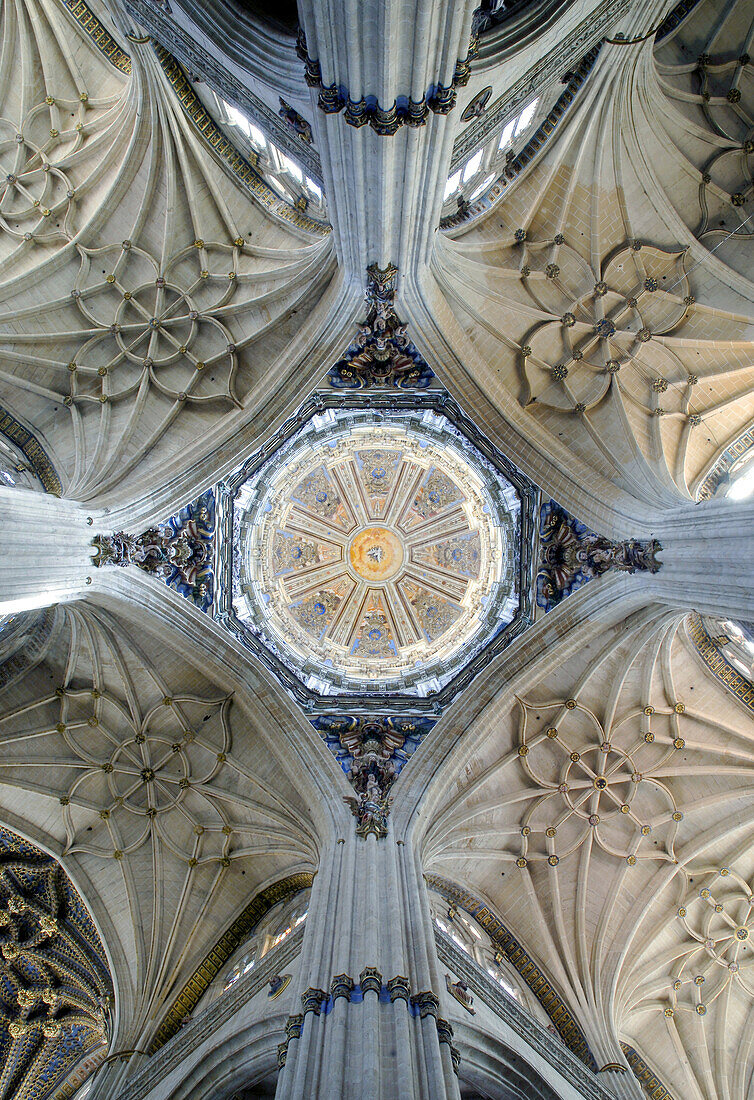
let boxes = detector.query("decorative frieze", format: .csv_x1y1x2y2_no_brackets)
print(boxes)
0,407,62,495
428,874,596,1065
149,874,312,1052
686,613,754,713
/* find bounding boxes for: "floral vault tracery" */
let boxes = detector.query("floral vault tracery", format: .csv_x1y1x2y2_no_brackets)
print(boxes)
1,0,754,1097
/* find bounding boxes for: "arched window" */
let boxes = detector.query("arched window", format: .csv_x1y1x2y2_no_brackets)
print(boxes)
441,96,541,211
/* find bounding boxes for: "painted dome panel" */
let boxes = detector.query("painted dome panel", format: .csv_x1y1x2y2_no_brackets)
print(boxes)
224,403,529,700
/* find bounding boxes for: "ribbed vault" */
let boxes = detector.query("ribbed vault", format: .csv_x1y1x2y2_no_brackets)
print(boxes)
0,0,753,1097
0,593,339,1075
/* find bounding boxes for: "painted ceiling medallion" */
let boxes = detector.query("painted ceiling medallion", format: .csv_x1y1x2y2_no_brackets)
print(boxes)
219,398,534,704
349,527,404,582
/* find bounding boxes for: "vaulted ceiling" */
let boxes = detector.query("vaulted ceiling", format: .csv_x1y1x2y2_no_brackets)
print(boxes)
0,0,753,1098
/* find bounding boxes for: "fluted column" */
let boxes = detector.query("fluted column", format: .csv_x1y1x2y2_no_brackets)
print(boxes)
275,831,460,1100
0,487,94,612
649,498,754,621
296,0,478,278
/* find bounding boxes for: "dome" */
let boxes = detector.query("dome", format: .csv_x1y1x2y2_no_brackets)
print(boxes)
221,400,532,701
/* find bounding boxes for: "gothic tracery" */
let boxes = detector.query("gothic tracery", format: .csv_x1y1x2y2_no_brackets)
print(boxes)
0,0,753,1098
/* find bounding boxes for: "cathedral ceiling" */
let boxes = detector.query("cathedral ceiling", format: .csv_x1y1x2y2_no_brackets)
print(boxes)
413,0,754,533
0,0,753,1097
220,399,533,705
0,0,353,517
0,597,338,1064
410,596,754,1095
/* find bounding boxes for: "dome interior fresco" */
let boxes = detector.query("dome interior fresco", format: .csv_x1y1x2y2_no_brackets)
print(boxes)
0,0,753,1098
222,401,531,699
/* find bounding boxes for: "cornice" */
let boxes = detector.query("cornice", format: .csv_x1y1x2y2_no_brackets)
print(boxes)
117,924,305,1100
435,930,612,1099
450,0,631,170
430,879,595,1066
123,0,323,183
61,0,133,72
694,420,754,502
442,45,601,230
57,0,327,225
151,44,328,232
149,872,313,1052
686,613,754,715
0,407,62,496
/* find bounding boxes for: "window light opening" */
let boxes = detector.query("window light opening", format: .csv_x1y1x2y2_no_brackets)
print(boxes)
226,105,251,137
515,99,538,136
468,174,495,202
444,171,461,200
728,460,754,500
282,156,303,182
498,119,516,151
462,149,483,182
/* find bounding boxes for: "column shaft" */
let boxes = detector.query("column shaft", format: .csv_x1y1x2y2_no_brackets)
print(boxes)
275,833,460,1100
0,488,93,612
650,498,754,621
